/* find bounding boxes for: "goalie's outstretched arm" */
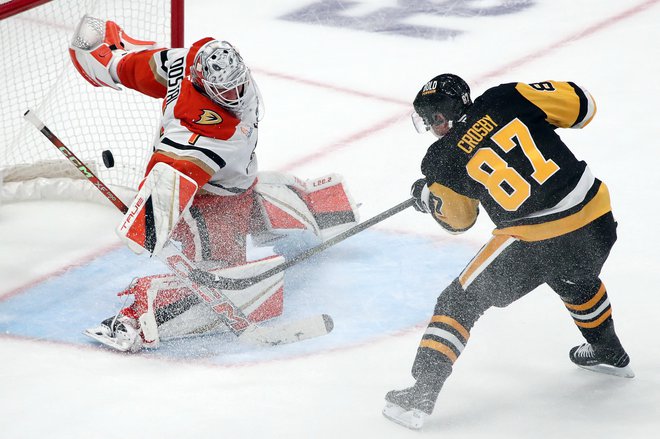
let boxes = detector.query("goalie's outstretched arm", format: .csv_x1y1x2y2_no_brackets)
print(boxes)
69,14,191,100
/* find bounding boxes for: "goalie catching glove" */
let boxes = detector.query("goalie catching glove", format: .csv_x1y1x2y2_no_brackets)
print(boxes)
69,15,158,89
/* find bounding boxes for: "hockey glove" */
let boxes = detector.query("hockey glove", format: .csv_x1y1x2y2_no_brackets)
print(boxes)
410,178,431,213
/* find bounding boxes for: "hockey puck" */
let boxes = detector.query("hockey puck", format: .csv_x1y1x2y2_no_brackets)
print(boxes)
102,150,115,168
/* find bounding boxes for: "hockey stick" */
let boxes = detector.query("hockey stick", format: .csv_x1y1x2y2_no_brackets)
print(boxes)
23,109,332,346
190,197,416,290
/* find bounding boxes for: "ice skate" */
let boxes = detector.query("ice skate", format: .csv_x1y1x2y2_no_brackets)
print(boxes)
569,343,634,378
383,380,441,430
84,315,143,353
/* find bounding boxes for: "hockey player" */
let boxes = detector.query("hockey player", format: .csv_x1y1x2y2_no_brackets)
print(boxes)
383,74,633,429
68,16,359,352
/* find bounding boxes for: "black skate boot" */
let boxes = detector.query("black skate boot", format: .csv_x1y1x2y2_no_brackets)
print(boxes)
383,377,443,429
569,343,634,378
84,315,143,353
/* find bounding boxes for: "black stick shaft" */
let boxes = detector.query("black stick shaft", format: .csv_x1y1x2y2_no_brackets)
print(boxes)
194,198,416,289
23,109,129,214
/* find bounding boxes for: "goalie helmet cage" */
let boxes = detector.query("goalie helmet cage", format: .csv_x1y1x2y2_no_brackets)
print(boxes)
0,0,184,205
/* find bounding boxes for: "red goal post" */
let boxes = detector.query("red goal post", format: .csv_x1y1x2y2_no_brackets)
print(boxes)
0,0,184,206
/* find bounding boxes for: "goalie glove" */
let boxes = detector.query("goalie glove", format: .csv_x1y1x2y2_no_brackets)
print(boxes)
69,15,157,90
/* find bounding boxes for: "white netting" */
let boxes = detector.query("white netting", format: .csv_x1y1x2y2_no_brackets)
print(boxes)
0,0,175,203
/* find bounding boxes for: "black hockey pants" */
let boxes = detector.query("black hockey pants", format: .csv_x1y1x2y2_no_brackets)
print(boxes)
412,212,624,380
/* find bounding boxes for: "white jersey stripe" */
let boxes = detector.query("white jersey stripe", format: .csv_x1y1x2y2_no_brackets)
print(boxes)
424,327,465,353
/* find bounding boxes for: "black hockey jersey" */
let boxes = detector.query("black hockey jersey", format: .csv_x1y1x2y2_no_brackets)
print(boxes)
421,81,612,241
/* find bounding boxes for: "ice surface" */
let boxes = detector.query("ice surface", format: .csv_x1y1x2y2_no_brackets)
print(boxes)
1,1,659,438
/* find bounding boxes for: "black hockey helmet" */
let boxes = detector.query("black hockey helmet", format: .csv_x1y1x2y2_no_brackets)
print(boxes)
412,74,472,133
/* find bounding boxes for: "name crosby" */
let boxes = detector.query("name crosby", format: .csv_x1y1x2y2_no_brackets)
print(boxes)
456,114,498,153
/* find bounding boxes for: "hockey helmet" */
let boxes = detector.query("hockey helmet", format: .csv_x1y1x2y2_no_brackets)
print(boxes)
190,40,258,114
412,74,472,135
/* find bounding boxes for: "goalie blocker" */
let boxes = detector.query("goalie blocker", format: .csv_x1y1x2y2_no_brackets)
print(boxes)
116,162,198,256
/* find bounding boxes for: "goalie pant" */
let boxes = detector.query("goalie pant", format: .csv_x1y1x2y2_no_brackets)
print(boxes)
108,171,359,347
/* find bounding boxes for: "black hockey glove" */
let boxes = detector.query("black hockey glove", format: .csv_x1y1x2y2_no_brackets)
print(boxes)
410,178,431,213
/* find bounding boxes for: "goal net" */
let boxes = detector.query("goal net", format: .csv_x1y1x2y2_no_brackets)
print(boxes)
0,0,184,205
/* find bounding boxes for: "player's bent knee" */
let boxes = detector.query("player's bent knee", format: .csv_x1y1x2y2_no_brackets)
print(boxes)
434,279,492,326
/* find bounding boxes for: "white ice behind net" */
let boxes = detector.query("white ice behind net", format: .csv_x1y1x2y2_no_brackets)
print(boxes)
0,0,173,204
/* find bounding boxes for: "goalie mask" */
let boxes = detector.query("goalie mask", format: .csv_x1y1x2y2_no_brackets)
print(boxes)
190,40,262,118
412,73,472,138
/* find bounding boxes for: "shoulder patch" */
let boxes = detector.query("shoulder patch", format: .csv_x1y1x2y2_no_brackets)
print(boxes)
195,109,223,125
174,79,239,140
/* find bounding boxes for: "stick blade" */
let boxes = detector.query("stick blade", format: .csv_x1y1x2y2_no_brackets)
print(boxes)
240,314,334,346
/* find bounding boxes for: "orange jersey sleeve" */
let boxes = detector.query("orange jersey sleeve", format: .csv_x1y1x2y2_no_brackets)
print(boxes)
116,49,168,99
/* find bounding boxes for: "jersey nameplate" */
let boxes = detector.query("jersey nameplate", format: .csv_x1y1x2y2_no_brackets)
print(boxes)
457,114,498,154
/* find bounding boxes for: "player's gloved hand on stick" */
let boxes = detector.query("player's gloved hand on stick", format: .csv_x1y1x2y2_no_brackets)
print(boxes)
410,178,431,213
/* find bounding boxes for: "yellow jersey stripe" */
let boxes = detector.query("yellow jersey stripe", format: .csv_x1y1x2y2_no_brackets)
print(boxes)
459,235,513,288
515,81,581,128
493,182,611,242
574,308,612,329
419,339,458,363
430,315,470,341
564,283,606,311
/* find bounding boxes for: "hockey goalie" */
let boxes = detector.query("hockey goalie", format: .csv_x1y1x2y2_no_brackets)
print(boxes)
69,16,359,352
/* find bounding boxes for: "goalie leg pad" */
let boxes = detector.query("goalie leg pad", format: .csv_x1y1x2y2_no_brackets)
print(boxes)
207,255,286,324
251,172,360,252
252,173,322,254
115,255,286,343
302,173,360,240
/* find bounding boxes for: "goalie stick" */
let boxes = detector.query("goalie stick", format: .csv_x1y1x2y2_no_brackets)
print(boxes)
190,197,416,290
23,109,332,346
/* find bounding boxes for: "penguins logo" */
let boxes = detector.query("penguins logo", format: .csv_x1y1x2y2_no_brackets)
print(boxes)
196,109,223,125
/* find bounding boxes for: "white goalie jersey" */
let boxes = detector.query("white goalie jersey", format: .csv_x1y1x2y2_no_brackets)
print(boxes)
69,16,360,354
114,37,261,196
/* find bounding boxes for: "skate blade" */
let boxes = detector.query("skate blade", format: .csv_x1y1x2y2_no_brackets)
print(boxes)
577,363,635,378
83,329,132,352
382,402,426,430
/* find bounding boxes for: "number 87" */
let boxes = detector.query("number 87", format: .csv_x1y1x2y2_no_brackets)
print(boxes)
466,118,559,211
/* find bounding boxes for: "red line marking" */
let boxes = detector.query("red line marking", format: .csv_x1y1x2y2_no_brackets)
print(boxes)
474,0,660,86
0,243,122,302
255,0,659,172
277,110,410,173
252,68,409,106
